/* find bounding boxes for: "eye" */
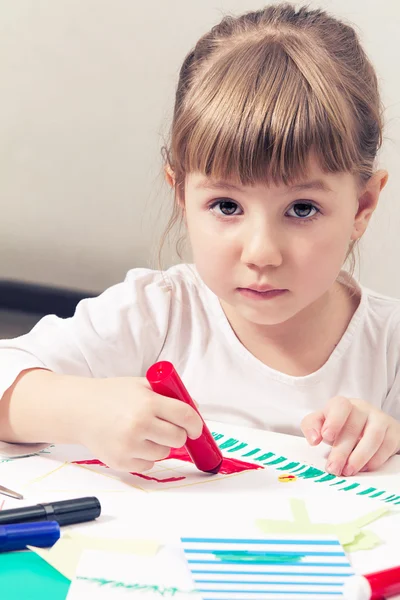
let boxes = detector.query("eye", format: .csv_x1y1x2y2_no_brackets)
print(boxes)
209,199,242,216
287,202,319,219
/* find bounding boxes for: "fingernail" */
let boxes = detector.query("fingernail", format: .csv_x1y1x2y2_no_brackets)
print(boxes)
326,461,342,476
322,428,335,443
360,466,369,472
308,429,320,444
343,465,355,477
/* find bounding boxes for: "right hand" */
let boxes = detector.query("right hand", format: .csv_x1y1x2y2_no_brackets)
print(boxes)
77,377,203,473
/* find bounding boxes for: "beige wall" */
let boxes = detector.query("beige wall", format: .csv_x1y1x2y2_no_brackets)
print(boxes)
1,0,399,295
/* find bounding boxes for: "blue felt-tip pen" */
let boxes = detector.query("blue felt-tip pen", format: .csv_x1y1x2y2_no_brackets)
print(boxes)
0,520,60,552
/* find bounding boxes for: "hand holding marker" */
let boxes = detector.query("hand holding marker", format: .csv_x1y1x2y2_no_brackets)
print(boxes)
146,361,223,474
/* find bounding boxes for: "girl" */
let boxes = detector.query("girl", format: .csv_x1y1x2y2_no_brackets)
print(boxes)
0,3,398,479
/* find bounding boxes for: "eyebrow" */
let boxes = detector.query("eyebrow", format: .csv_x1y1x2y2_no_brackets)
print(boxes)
288,180,333,194
195,179,333,194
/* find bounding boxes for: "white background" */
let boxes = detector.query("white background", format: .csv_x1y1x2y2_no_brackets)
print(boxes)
1,1,399,295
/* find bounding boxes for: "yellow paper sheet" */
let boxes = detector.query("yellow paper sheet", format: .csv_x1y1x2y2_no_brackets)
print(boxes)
343,529,382,552
28,533,160,580
256,498,388,549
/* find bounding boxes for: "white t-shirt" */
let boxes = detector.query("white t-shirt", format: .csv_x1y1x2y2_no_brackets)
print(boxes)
1,264,400,443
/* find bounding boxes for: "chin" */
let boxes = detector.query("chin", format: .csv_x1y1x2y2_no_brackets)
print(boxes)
236,306,295,326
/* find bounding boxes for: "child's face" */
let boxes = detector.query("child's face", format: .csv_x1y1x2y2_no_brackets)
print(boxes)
183,154,375,327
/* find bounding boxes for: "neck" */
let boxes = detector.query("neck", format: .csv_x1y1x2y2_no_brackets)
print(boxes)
221,277,360,376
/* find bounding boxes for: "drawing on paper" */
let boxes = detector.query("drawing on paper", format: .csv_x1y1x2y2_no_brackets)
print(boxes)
69,446,263,492
181,535,354,599
7,427,400,503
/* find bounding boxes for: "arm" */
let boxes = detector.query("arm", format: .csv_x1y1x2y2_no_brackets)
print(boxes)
0,367,202,472
0,269,202,470
0,368,96,445
0,269,173,394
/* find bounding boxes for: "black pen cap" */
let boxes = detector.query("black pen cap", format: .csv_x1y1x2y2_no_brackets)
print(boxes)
40,496,101,526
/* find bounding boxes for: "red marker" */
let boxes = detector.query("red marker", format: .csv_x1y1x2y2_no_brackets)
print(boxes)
342,565,400,599
146,361,223,474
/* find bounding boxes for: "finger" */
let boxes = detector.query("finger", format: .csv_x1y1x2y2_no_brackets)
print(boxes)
321,396,352,444
325,409,367,476
127,458,155,473
146,417,188,448
341,417,387,476
301,412,324,445
137,439,172,462
363,426,400,472
154,395,203,439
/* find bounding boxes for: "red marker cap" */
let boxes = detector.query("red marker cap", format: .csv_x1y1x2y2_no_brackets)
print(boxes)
343,565,400,599
146,361,223,474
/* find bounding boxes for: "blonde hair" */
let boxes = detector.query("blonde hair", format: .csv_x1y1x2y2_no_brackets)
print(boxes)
161,3,384,265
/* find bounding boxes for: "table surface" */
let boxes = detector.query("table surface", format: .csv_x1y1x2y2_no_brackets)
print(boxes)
0,421,399,600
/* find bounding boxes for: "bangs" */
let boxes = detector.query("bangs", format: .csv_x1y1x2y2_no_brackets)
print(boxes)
172,36,360,187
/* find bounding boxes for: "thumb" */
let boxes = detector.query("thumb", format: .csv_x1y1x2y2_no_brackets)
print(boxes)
301,411,325,446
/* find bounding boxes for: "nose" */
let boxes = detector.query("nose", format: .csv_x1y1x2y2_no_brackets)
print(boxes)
240,219,283,269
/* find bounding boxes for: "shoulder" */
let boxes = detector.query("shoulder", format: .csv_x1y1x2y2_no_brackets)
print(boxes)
356,282,400,359
338,271,400,356
123,263,206,301
60,264,209,352
79,264,208,326
360,284,400,330
360,287,400,415
121,263,213,323
339,271,400,335
123,264,216,351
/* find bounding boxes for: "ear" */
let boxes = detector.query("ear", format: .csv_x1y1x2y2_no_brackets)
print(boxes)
351,169,389,240
164,164,186,211
164,164,175,188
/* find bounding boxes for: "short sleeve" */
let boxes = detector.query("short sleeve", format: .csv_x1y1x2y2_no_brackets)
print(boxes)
0,268,172,401
382,319,400,423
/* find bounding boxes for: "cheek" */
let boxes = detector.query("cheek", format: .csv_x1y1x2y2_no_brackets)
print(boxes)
186,218,238,290
187,214,232,260
319,221,354,260
290,224,352,283
191,235,232,279
189,223,216,258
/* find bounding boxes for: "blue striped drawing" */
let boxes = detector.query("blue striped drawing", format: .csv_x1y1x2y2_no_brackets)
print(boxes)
181,535,353,600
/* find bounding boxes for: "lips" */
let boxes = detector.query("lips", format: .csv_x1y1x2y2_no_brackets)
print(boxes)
241,285,283,293
237,287,288,300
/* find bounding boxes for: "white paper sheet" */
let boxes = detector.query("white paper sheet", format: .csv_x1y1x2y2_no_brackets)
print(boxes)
66,547,196,599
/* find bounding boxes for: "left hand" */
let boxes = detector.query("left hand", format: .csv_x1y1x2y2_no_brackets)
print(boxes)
301,396,400,476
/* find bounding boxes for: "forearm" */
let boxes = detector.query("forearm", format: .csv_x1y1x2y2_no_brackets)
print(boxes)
0,368,93,445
